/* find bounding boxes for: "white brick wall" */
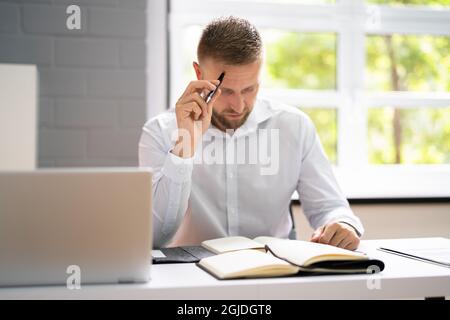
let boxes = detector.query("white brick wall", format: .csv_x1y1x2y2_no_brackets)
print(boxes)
88,7,146,38
55,98,119,128
22,4,88,35
55,38,119,67
39,67,87,96
0,35,53,65
0,0,149,167
87,129,142,159
0,3,20,33
39,128,87,158
88,70,145,98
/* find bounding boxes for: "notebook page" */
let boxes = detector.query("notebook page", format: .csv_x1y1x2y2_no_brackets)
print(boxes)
198,249,298,278
201,236,264,254
267,240,367,267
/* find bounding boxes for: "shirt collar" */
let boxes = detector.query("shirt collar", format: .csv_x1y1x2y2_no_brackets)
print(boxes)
206,98,277,139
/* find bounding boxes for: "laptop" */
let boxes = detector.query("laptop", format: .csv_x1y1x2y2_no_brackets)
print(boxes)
0,168,153,287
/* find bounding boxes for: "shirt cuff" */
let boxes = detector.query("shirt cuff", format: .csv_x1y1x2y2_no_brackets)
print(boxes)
161,150,194,183
338,220,362,238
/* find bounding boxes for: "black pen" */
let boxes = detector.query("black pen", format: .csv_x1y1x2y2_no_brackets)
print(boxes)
205,72,225,103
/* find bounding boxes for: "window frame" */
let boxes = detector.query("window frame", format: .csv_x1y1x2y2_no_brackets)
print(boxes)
168,0,450,198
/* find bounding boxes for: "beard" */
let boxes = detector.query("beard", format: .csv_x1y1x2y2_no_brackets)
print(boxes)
211,106,252,131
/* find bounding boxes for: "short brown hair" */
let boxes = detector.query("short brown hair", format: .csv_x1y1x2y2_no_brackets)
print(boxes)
197,16,262,65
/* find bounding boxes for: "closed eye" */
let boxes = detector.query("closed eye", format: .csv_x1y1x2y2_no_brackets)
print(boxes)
242,86,255,94
222,88,234,95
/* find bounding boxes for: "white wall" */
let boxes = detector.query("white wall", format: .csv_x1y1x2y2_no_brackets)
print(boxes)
0,0,150,167
0,63,37,170
293,203,450,241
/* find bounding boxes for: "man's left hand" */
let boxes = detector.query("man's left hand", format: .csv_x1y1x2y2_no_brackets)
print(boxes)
310,222,360,251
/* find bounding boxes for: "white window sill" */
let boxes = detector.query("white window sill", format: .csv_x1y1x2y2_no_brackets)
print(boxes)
292,165,450,200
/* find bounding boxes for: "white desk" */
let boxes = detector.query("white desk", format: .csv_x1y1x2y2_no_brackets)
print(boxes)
1,238,449,300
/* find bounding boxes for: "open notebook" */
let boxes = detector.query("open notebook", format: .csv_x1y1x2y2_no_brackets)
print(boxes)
197,236,385,280
201,236,279,254
152,236,277,264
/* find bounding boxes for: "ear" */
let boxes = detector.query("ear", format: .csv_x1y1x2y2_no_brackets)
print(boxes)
193,61,202,80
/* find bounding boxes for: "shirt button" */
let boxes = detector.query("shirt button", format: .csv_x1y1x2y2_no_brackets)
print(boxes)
177,167,186,175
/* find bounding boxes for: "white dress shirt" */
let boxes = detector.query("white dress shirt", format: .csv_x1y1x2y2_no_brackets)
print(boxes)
139,98,364,248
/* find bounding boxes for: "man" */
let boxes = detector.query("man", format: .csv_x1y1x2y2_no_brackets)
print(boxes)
139,16,364,249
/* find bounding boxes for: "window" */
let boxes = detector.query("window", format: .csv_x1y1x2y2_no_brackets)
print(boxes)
366,35,450,93
368,107,450,164
263,30,338,163
366,34,450,164
263,31,337,90
300,108,337,163
169,0,450,197
366,0,450,8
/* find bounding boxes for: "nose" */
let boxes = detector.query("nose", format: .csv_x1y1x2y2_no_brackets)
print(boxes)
229,94,245,114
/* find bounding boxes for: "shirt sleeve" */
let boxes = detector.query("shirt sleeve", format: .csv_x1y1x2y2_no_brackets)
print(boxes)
138,117,193,248
296,114,364,237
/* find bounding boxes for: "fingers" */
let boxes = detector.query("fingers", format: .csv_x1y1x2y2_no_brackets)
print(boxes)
179,101,202,121
318,222,340,245
179,93,209,119
189,102,202,121
180,80,218,99
207,88,221,114
177,79,221,121
328,229,349,247
310,226,324,243
343,237,360,251
310,222,360,251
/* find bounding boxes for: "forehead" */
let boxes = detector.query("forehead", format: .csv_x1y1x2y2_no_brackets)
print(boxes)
201,58,262,87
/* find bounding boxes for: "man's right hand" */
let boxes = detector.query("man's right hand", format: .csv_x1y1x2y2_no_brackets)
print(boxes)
172,80,221,158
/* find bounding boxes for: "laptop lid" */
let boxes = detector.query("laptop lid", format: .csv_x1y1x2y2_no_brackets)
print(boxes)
0,168,152,287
